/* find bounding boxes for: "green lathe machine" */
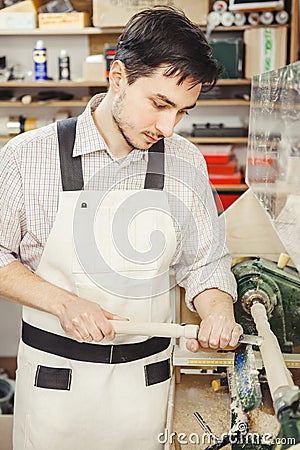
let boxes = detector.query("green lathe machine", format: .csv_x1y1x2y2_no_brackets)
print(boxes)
171,61,300,450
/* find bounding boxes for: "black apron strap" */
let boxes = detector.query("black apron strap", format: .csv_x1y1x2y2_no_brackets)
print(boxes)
144,139,165,190
57,117,84,191
57,117,164,191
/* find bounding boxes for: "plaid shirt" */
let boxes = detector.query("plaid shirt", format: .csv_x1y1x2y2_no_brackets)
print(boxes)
0,95,237,309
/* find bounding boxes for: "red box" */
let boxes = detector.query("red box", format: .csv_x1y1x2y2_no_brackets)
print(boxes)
199,144,233,164
209,172,242,185
207,160,236,175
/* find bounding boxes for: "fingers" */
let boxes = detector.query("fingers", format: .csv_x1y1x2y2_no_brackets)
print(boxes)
186,316,243,352
71,315,104,343
229,323,244,347
60,298,121,343
186,338,200,353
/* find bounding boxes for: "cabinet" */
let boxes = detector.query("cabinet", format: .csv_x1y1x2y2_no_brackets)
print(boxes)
0,0,298,198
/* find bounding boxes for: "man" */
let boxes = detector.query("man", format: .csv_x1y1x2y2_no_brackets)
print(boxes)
0,6,242,450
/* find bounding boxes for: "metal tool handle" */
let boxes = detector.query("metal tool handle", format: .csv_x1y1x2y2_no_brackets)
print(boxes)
110,320,199,339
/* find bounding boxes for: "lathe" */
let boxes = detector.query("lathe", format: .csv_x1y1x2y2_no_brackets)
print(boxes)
168,61,300,450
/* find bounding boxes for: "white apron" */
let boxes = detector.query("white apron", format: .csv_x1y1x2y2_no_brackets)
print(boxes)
13,118,177,450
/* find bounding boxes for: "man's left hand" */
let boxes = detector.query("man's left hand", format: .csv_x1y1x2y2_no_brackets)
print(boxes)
186,314,243,352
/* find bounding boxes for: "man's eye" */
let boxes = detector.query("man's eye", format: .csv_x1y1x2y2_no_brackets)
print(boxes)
179,110,189,116
153,101,166,109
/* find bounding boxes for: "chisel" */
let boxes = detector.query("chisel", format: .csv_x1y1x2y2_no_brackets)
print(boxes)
110,320,262,346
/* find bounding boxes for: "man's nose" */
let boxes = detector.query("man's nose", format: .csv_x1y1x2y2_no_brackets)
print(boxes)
155,112,177,138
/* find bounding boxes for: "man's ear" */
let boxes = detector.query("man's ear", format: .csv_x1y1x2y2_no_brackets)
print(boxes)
109,60,127,92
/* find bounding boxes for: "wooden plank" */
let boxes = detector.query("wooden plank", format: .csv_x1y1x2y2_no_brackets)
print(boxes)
290,0,299,62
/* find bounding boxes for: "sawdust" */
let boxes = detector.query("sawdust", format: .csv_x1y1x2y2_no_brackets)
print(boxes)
172,374,281,450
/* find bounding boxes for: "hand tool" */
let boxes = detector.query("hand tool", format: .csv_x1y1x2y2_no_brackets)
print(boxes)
110,320,262,346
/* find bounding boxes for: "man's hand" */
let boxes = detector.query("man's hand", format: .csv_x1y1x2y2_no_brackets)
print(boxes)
186,314,243,352
58,296,127,343
186,288,243,352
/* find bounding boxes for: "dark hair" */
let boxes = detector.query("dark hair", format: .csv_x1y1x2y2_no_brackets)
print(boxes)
115,6,221,90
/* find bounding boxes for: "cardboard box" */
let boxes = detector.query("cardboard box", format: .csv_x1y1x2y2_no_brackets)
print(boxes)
0,12,36,29
0,0,47,13
244,27,287,79
38,12,90,29
82,61,106,82
0,415,13,450
92,0,209,28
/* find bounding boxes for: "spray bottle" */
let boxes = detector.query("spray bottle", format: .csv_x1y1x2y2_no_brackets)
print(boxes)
33,40,48,81
58,49,71,81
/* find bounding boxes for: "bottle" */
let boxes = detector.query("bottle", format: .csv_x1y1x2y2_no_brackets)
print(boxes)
0,56,10,82
58,49,71,81
104,45,117,80
33,40,48,81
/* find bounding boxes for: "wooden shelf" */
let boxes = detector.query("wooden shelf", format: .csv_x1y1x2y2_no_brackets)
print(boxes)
2,99,246,108
0,27,106,36
0,100,88,107
189,137,248,144
216,79,251,86
213,184,248,192
0,23,288,36
0,79,251,88
196,99,250,106
211,24,289,32
0,81,107,88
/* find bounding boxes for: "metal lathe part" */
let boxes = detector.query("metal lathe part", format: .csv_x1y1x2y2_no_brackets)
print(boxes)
241,289,275,315
239,333,263,346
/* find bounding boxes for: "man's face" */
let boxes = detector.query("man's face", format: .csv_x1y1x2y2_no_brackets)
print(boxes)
111,66,201,150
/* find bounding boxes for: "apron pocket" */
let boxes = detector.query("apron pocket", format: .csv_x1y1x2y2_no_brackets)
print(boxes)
144,358,171,387
34,365,72,391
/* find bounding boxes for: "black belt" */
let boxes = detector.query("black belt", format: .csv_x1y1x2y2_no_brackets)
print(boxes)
22,321,171,364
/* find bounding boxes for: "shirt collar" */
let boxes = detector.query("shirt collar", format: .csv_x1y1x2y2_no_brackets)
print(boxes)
72,94,148,163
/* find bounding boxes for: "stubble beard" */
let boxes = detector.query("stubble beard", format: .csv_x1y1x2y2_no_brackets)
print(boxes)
112,93,140,150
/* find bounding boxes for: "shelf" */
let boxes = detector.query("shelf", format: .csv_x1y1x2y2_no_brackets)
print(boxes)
0,27,107,36
216,79,251,85
0,23,289,36
196,99,250,106
189,137,248,144
211,24,289,32
0,100,88,107
2,99,248,108
213,184,248,192
0,79,252,88
0,81,107,88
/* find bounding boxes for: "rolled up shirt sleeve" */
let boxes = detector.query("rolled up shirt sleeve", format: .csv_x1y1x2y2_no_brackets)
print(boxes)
172,156,237,311
0,143,26,268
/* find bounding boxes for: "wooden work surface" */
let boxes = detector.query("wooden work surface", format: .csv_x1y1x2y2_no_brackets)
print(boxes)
172,374,282,450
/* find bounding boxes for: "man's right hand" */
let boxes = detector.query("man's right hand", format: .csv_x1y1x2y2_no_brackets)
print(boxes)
58,296,127,343
0,261,126,344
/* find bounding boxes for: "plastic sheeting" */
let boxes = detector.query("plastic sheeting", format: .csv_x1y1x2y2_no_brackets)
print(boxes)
246,61,300,272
